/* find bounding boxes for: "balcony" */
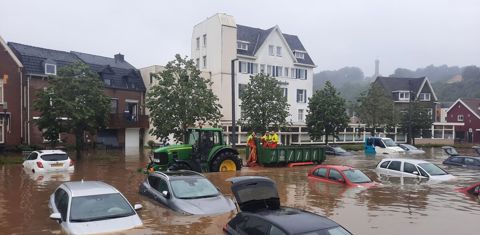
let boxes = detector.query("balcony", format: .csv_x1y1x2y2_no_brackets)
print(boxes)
108,113,149,129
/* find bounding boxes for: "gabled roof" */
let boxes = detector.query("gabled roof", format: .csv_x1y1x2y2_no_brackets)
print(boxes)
446,98,480,120
8,42,145,91
236,24,315,66
375,76,438,101
0,36,22,68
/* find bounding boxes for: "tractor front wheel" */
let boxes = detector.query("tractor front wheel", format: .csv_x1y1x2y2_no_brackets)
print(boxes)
211,151,242,172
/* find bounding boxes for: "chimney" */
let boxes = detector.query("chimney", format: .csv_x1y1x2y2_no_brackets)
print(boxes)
114,53,124,63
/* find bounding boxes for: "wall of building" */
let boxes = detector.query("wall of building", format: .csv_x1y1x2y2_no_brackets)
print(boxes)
0,42,23,147
446,103,480,143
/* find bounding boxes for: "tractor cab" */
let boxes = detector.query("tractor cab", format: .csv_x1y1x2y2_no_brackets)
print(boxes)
187,128,224,159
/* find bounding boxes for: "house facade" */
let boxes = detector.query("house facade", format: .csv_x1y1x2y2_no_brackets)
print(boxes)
446,98,480,143
191,13,315,145
7,42,147,149
374,76,438,121
0,36,23,148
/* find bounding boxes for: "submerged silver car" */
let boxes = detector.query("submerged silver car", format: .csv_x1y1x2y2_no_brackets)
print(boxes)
139,170,235,215
48,181,143,235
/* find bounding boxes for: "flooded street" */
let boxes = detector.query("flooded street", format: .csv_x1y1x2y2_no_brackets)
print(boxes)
1,147,479,235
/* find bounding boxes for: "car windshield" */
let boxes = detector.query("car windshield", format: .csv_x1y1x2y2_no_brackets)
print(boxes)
170,178,219,199
298,226,352,235
70,193,135,222
383,139,397,147
418,163,448,176
333,147,347,153
41,154,68,161
342,169,372,183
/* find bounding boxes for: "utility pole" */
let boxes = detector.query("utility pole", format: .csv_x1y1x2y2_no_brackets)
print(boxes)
408,80,413,144
231,59,238,148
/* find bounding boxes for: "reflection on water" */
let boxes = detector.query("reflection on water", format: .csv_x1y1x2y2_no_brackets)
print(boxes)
0,147,479,234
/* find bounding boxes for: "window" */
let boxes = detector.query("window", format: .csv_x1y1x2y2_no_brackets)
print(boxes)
328,169,343,181
251,63,258,74
42,128,61,143
276,46,282,57
403,162,417,174
202,56,207,68
298,109,304,121
465,158,480,166
267,65,272,75
27,152,38,160
237,41,249,50
196,58,200,69
294,51,305,59
196,37,200,50
55,188,69,221
380,161,391,168
240,62,258,74
296,89,307,103
419,93,431,101
241,216,271,234
398,92,410,101
238,84,247,98
280,87,288,98
448,157,464,164
260,64,265,73
269,225,287,235
387,161,401,171
110,99,118,113
45,63,57,75
291,68,295,78
271,66,283,77
457,114,464,121
202,34,207,47
0,79,3,104
293,68,307,79
284,67,289,77
426,108,433,118
314,167,327,177
239,61,247,73
269,45,275,56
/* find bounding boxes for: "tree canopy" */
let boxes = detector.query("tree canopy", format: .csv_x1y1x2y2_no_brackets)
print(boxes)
34,62,110,157
146,54,222,142
356,83,395,135
398,102,433,144
306,81,349,144
239,73,290,133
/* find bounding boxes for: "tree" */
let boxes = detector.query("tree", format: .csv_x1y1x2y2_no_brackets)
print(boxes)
306,81,349,144
239,73,290,133
399,102,433,144
34,62,110,158
356,83,395,135
146,54,222,142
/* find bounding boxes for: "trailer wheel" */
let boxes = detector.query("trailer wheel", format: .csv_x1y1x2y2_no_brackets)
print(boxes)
211,151,242,172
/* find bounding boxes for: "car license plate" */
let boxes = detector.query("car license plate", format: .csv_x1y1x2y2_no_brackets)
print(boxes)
51,162,64,167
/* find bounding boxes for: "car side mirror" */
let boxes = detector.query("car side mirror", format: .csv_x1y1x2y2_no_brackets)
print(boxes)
134,204,143,211
338,178,345,183
49,213,62,222
162,190,170,199
474,186,480,195
413,171,419,176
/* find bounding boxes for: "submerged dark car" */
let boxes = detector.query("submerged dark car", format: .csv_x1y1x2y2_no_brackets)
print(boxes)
325,146,353,156
139,170,235,215
224,176,352,235
442,146,480,169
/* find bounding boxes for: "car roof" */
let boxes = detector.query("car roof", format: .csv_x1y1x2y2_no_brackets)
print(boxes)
150,170,205,180
37,150,67,154
63,181,119,197
449,156,480,160
243,207,339,234
315,165,354,171
379,158,430,164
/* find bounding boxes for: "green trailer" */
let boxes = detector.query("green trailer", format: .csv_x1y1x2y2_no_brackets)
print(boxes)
246,140,326,166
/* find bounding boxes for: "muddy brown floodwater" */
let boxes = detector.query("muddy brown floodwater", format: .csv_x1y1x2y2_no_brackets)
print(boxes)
0,147,479,235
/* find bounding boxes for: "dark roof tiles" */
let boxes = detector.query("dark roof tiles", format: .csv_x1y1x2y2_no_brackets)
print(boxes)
376,76,426,93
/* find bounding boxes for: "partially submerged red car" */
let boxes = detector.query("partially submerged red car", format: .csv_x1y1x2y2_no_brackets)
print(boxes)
457,182,480,196
308,165,378,188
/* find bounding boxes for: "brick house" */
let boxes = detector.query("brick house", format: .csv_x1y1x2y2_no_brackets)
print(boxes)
374,76,439,122
7,42,148,149
445,98,480,143
0,36,23,148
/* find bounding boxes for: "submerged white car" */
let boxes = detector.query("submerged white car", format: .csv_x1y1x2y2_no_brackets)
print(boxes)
49,181,143,235
376,158,455,181
23,150,74,173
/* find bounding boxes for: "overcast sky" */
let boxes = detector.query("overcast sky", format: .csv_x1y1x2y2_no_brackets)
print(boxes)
1,0,479,75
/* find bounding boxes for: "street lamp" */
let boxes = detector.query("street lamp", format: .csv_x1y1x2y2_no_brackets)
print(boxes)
231,58,238,148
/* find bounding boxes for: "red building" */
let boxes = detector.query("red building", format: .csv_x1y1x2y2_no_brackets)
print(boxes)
0,36,24,148
3,41,148,149
446,98,480,143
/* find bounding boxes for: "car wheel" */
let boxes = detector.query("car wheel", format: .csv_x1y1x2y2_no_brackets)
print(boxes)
210,151,242,172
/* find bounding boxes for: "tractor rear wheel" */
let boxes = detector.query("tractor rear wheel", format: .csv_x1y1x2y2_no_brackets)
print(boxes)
211,151,242,172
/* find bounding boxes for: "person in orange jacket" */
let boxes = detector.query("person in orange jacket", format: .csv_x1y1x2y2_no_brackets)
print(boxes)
246,132,258,167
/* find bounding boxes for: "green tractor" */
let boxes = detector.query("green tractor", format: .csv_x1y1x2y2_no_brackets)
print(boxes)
146,128,242,173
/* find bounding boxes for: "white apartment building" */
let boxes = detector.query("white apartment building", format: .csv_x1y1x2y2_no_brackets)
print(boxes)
191,13,315,145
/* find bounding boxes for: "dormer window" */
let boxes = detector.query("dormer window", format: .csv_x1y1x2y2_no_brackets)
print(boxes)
294,51,305,59
398,91,410,101
237,41,249,51
45,63,57,75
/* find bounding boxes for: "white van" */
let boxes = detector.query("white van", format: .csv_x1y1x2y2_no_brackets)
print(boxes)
365,137,405,154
